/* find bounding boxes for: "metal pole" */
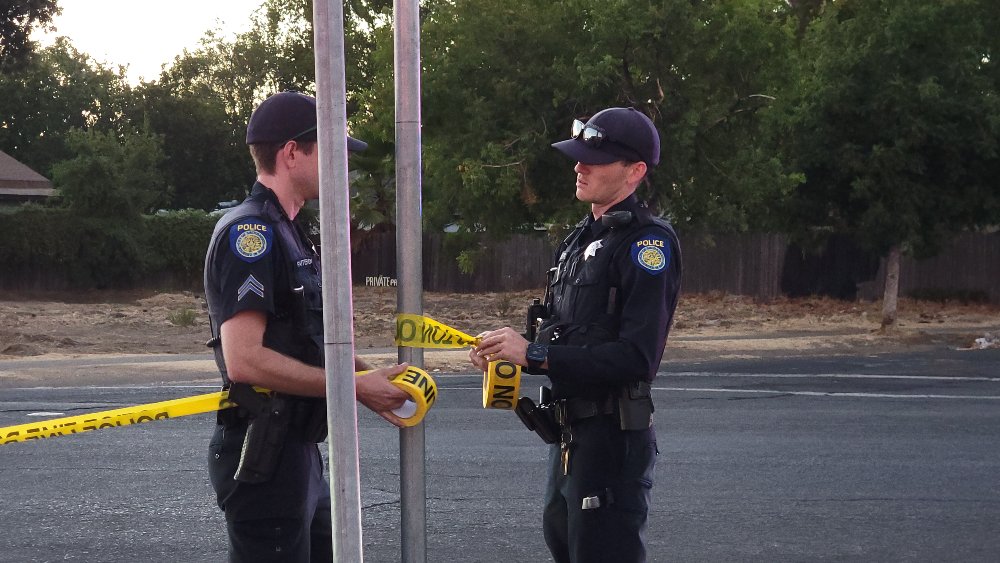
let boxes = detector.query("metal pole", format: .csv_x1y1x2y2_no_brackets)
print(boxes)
313,0,365,560
394,0,426,561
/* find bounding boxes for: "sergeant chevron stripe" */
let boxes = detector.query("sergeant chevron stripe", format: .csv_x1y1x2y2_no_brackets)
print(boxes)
237,274,265,301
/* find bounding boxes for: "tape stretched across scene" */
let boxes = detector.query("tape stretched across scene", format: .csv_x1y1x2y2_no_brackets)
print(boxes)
1,366,442,445
394,314,481,349
0,390,235,446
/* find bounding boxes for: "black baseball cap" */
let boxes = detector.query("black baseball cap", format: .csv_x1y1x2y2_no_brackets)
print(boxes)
245,91,368,152
552,107,660,168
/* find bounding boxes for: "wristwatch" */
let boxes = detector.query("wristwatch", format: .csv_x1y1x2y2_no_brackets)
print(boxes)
526,342,549,371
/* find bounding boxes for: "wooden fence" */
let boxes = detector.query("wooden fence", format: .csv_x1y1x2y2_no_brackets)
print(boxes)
350,231,1000,304
2,230,997,303
857,232,1000,303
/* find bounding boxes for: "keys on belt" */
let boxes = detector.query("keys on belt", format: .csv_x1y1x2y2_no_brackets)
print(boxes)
560,428,573,476
554,402,574,476
550,395,616,476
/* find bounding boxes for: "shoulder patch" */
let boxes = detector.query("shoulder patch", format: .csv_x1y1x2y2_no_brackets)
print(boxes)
228,220,274,263
630,235,670,275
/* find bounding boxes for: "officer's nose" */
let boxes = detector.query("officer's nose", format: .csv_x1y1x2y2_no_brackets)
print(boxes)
574,162,590,174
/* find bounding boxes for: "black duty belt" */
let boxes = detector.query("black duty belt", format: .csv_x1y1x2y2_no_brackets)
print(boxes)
216,395,317,431
553,395,617,426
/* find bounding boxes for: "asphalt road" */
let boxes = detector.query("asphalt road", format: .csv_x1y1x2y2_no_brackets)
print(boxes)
0,348,998,562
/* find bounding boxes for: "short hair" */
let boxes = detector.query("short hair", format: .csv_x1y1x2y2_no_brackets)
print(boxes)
249,140,317,175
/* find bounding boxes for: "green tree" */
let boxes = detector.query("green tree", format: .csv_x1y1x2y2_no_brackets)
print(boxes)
375,0,799,239
0,38,131,176
775,0,1000,327
0,0,59,71
159,0,314,124
128,82,252,210
566,0,800,231
414,0,581,235
52,126,168,219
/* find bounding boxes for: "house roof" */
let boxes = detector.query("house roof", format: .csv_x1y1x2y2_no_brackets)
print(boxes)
0,149,55,196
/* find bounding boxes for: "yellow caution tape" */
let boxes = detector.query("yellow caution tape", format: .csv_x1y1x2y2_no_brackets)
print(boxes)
395,313,480,349
1,364,444,445
482,360,521,410
358,366,438,427
391,314,524,411
0,390,235,446
4,315,479,445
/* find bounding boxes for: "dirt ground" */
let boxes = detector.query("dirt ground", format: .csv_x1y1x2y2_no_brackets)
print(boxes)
1,288,998,373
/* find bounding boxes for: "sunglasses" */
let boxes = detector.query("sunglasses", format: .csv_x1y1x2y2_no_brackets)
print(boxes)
285,124,318,144
571,119,606,146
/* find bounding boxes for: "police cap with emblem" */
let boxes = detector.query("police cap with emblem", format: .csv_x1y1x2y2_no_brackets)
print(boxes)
552,107,659,168
246,91,368,152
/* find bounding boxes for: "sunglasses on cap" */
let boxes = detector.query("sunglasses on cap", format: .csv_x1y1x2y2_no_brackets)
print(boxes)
571,119,606,146
285,124,318,144
570,119,645,163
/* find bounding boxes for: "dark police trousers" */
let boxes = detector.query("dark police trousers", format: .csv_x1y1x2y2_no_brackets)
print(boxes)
543,414,657,563
208,422,332,563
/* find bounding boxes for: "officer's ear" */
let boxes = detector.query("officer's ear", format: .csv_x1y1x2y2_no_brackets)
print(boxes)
278,140,303,169
626,161,647,185
625,160,647,189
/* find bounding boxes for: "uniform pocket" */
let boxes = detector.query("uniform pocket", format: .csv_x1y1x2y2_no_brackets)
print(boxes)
613,432,657,515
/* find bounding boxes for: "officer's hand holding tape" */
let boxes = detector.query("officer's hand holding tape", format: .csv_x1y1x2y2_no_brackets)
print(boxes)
470,327,530,371
356,364,439,428
356,363,412,428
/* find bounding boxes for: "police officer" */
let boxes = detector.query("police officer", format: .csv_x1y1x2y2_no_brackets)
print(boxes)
470,107,682,563
204,91,410,562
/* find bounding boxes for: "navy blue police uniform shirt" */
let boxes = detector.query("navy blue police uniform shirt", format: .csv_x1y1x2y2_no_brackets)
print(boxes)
544,195,682,396
208,184,286,327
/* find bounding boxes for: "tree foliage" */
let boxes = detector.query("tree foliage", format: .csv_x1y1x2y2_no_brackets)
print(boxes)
0,0,59,72
51,126,167,219
127,82,252,210
2,0,998,297
776,0,1000,258
0,38,130,176
371,0,803,236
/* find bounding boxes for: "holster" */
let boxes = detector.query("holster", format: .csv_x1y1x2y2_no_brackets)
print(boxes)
228,384,292,484
617,381,654,430
514,396,559,444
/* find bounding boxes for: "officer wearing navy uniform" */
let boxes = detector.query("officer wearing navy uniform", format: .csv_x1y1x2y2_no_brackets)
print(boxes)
471,107,682,563
204,91,410,562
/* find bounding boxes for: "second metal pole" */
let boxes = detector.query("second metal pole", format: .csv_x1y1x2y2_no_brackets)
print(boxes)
394,0,426,561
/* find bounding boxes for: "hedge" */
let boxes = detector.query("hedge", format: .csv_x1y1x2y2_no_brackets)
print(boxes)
0,205,216,290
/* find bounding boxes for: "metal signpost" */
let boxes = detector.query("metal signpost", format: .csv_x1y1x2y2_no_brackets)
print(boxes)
312,0,365,560
394,0,427,561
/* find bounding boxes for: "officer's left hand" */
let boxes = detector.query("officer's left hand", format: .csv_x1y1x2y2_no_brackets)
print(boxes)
356,363,410,428
473,327,529,368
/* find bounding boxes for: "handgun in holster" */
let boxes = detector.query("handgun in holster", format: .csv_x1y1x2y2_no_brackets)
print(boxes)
228,383,292,484
617,381,654,430
514,388,560,444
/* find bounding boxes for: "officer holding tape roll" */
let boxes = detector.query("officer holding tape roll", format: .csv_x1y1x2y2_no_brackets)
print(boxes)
471,107,682,563
204,91,410,562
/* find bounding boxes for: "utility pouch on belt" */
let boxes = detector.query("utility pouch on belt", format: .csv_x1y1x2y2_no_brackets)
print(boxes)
228,384,291,484
618,381,654,431
300,399,328,443
514,397,560,444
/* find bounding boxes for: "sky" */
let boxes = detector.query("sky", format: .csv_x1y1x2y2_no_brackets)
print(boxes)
32,0,263,84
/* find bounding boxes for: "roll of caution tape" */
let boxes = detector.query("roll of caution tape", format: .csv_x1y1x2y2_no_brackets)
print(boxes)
0,390,235,446
358,366,438,427
482,360,521,410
